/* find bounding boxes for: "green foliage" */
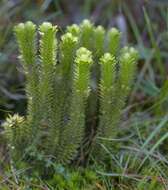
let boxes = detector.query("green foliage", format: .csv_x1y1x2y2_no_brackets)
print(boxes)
79,20,94,50
94,25,105,58
67,24,80,37
59,32,78,119
3,20,138,170
38,22,59,153
57,47,93,164
60,32,78,77
2,114,26,157
1,166,100,190
98,47,138,149
106,28,121,56
1,2,168,189
99,53,117,138
14,22,39,143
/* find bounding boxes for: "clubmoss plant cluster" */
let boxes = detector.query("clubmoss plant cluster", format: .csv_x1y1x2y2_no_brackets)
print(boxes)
3,20,138,167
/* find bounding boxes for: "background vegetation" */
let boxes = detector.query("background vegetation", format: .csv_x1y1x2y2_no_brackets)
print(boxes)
1,0,168,189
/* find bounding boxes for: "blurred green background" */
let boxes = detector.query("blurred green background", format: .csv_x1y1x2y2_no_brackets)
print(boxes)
0,0,168,122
